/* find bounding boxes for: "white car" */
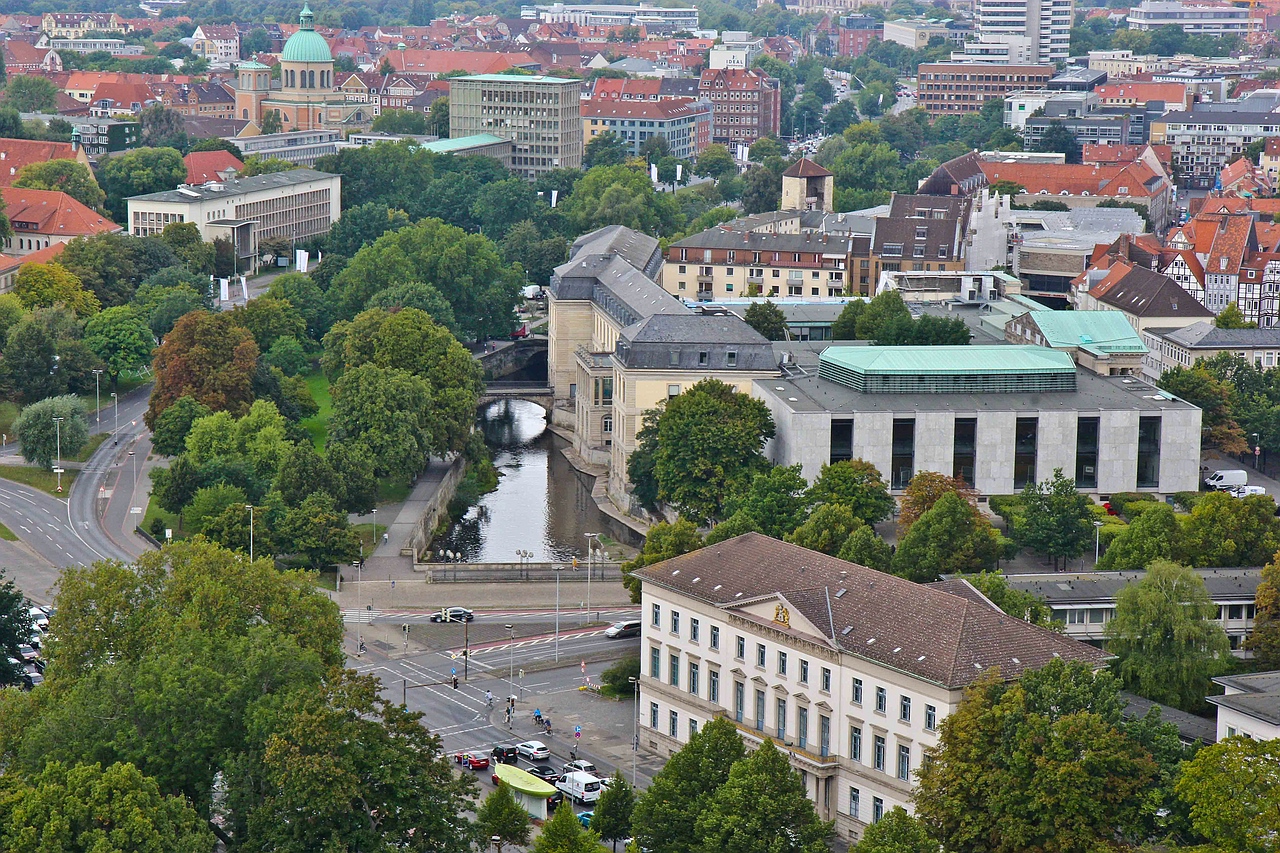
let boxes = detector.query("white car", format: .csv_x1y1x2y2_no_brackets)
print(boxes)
1229,485,1267,498
517,740,550,760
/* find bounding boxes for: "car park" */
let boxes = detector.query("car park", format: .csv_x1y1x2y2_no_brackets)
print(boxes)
28,606,48,632
517,740,550,760
562,760,597,776
454,751,490,770
1229,485,1267,497
430,607,474,623
15,644,38,666
604,620,641,639
491,744,518,764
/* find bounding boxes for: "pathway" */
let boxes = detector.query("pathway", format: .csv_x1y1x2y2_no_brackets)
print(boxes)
357,458,456,581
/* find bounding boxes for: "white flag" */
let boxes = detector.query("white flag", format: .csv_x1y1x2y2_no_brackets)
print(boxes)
550,189,559,208
676,163,683,182
219,278,230,302
295,249,309,271
650,163,659,183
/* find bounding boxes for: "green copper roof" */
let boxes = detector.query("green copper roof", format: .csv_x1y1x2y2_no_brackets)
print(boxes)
453,73,578,84
237,60,269,70
818,346,1077,394
281,4,332,64
1021,311,1148,356
417,133,507,153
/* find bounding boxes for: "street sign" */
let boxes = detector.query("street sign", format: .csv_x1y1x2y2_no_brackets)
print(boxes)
130,507,142,514
574,725,581,739
451,667,456,675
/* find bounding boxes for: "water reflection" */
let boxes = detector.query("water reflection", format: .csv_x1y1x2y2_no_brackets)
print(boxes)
433,400,613,562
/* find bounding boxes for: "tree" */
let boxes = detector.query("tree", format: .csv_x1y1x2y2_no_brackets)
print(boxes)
584,131,629,168
632,379,775,524
1159,364,1247,453
1106,559,1230,712
327,441,378,514
158,222,214,276
501,220,568,290
824,100,857,136
260,109,283,135
786,504,863,556
188,137,243,159
13,262,99,316
14,395,88,470
330,363,433,479
278,492,361,568
13,159,105,211
82,306,153,387
748,137,782,162
592,771,636,852
1097,502,1177,572
695,143,737,180
326,201,411,258
239,155,295,176
836,525,892,571
371,108,428,134
145,310,260,429
3,319,61,404
0,569,33,687
471,179,540,240
1215,302,1257,329
914,664,1158,853
139,104,187,150
694,738,832,853
722,464,811,539
621,519,703,602
150,396,210,457
640,135,671,164
632,717,746,853
899,471,976,533
1175,491,1280,567
560,165,681,238
425,97,449,137
743,300,788,340
96,147,186,221
58,232,175,309
0,761,213,853
855,291,911,340
965,571,1054,625
534,795,599,853
741,165,781,215
1016,469,1095,569
831,300,865,339
807,460,894,524
851,807,934,853
476,784,531,852
1175,737,1280,853
1247,552,1280,668
4,75,59,113
892,492,1003,582
230,296,306,352
1034,121,1082,163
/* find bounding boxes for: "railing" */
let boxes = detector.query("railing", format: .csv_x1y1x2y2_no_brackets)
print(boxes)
731,720,840,767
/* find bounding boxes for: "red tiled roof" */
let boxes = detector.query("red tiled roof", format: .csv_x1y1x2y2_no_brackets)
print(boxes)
184,150,244,184
1093,81,1187,108
979,161,1162,198
386,49,515,75
0,187,117,238
0,241,67,275
0,138,82,187
581,97,705,121
783,157,832,178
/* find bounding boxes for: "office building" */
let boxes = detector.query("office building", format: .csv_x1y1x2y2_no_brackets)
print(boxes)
882,17,970,49
449,74,583,179
917,63,1054,116
975,0,1074,63
753,345,1201,495
1004,310,1147,376
708,33,764,70
224,129,341,166
1127,0,1262,37
698,68,782,144
1142,322,1280,381
521,3,700,30
633,532,1110,842
1150,90,1280,189
837,15,882,56
1210,672,1280,742
582,98,712,161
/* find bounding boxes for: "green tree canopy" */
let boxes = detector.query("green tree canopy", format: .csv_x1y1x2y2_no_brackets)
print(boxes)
13,262,100,317
2,75,59,112
96,147,186,221
1175,736,1280,853
721,464,812,540
145,310,259,429
1097,502,1177,572
534,795,599,853
851,807,934,853
150,395,211,457
1015,468,1095,569
1174,491,1280,567
743,300,789,340
0,569,34,687
584,131,629,168
1158,364,1247,453
830,300,865,340
892,491,1003,582
899,471,976,533
1246,551,1280,668
621,519,703,602
694,143,737,180
330,363,434,480
14,394,88,470
785,503,863,556
807,460,894,524
836,525,892,571
477,783,531,852
82,306,154,386
592,771,636,852
13,159,106,211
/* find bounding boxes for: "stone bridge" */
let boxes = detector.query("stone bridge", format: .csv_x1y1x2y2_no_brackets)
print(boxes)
476,337,548,380
479,382,554,412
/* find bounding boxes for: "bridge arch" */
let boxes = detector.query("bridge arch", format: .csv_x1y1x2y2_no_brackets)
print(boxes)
479,383,554,414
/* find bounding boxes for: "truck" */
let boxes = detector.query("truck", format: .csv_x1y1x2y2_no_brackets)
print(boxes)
1205,469,1248,491
556,771,603,805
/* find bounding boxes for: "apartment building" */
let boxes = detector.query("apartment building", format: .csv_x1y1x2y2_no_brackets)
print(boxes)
0,188,120,256
662,230,854,301
975,0,1073,63
1004,310,1147,376
882,17,969,49
449,74,583,179
868,194,970,281
41,12,130,38
633,533,1110,843
581,98,712,160
191,24,240,63
0,139,92,188
698,68,782,145
1150,89,1280,188
917,63,1054,116
521,3,700,30
1210,673,1280,742
1086,50,1172,76
837,15,882,56
1142,322,1280,380
1127,0,1262,37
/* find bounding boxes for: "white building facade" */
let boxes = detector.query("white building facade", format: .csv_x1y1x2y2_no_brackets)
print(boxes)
975,0,1073,63
1209,673,1280,742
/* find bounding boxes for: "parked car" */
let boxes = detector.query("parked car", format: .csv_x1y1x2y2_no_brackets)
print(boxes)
491,744,518,764
28,606,48,632
546,791,565,812
517,740,550,760
604,620,641,639
1205,469,1248,490
15,644,37,666
21,670,43,690
524,764,561,784
430,607,474,623
562,760,597,776
578,811,594,829
454,751,490,770
556,771,603,805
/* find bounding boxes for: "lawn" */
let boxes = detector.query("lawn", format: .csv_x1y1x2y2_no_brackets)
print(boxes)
142,493,181,541
69,433,109,463
300,371,332,450
0,465,78,496
377,477,411,504
0,402,19,442
0,521,17,541
353,522,387,558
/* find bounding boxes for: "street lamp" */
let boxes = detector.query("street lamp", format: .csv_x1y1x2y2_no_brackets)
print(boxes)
246,504,255,562
52,416,63,493
629,675,640,785
128,449,137,507
584,532,599,624
110,392,118,436
555,563,562,663
505,623,515,694
91,369,103,428
1093,520,1103,565
1253,433,1261,469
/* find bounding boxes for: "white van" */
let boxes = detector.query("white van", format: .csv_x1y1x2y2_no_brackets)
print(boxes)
1205,469,1248,491
556,771,603,805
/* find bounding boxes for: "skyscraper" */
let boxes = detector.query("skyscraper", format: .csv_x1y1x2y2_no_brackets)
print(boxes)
975,0,1073,64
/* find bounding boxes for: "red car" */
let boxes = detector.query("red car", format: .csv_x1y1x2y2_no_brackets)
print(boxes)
455,751,490,770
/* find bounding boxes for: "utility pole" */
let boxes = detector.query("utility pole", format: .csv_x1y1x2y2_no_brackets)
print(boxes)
92,369,103,428
52,416,63,493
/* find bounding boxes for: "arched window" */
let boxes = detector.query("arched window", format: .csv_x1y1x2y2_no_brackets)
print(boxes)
308,70,315,88
243,108,249,119
602,415,613,434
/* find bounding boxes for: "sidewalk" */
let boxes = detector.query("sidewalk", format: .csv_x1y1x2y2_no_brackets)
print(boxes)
358,458,457,581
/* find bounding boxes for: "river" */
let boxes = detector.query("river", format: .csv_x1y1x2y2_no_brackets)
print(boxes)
431,400,619,563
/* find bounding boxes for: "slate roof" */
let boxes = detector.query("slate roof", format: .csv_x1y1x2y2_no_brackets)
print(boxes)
1003,568,1261,605
632,533,1110,689
1160,321,1280,349
616,313,776,371
1209,671,1280,726
1092,265,1213,319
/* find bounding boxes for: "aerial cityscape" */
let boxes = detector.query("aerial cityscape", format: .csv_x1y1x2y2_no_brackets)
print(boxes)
0,0,1277,849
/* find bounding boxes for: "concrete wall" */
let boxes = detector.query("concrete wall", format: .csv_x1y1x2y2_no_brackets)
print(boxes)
407,457,467,560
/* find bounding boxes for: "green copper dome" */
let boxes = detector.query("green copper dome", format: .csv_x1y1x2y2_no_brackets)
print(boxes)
281,4,333,64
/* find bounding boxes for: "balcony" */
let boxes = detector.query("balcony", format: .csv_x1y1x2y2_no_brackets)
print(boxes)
730,720,840,769
696,272,714,284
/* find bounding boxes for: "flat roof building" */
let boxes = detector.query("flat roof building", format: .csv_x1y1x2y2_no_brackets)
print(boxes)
917,63,1055,116
1210,672,1280,742
1004,309,1147,376
449,74,583,179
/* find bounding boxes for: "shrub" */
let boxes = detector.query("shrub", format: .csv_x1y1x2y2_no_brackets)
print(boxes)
600,656,640,697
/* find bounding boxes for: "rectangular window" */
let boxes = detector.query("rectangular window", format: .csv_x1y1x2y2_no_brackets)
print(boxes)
953,417,976,486
710,669,720,704
690,618,700,642
898,745,911,780
900,696,911,722
891,418,915,489
650,646,660,677
799,660,809,684
671,611,680,634
755,689,766,732
874,735,886,771
1014,417,1038,489
1137,416,1161,488
652,603,661,626
756,644,766,667
849,787,860,820
821,667,831,692
797,706,809,749
830,419,853,463
735,681,744,722
668,384,680,399
650,702,659,728
875,687,887,714
873,797,884,823
689,718,698,737
776,697,787,739
727,351,737,367
688,662,699,696
925,704,937,731
1076,416,1099,490
736,636,745,659
710,625,720,650
778,651,788,676
669,655,679,688
851,726,863,762
819,715,831,757
669,710,678,737
853,678,863,705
